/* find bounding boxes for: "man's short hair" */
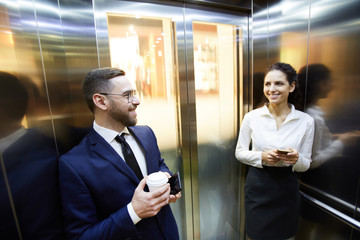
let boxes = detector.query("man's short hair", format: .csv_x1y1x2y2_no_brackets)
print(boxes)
82,67,125,113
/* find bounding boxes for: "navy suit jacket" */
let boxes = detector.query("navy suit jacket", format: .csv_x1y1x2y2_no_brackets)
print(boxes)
59,125,179,240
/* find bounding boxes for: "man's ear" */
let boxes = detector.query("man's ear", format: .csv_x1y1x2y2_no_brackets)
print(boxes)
289,81,296,93
93,93,108,111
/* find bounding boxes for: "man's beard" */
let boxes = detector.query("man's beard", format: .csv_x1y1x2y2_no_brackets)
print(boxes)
109,100,137,127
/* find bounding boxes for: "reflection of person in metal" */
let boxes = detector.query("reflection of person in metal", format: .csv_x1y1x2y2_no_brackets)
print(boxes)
0,72,64,239
58,68,180,240
298,64,360,169
253,72,267,108
235,63,315,240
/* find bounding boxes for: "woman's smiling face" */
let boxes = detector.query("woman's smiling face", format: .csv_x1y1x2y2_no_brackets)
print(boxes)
263,70,295,105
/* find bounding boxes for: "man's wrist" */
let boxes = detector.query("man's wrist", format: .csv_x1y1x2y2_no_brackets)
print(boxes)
127,202,142,225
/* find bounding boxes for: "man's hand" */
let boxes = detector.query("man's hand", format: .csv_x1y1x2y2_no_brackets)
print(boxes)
169,191,181,203
131,177,170,219
163,171,182,203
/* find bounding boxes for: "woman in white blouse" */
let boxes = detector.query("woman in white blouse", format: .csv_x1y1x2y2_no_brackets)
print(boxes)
235,62,315,240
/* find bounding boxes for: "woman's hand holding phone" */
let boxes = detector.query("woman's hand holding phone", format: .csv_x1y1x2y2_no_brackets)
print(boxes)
276,148,299,164
262,149,281,165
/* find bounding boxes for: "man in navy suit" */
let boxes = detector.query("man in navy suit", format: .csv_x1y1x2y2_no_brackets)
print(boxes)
59,67,181,239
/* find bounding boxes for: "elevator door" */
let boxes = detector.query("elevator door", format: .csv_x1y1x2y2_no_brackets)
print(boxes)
93,1,249,239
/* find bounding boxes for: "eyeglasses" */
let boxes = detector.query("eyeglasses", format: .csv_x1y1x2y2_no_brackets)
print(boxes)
98,90,137,103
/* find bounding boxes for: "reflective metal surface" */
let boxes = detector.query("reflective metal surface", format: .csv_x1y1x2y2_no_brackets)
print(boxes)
0,0,66,238
58,0,99,132
252,0,360,239
3,0,359,239
183,0,251,10
300,192,360,230
184,7,248,238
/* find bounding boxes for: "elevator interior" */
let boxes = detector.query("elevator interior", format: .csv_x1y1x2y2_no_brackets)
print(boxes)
0,0,359,240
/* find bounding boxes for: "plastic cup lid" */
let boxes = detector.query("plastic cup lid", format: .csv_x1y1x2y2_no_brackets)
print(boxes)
147,172,168,186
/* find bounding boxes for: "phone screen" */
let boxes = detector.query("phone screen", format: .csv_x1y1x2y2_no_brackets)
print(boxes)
277,149,292,154
168,172,182,195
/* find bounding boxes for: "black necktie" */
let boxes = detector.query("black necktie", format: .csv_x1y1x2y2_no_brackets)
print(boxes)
115,133,143,180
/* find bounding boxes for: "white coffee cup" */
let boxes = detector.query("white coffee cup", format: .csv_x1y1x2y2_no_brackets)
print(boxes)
146,172,168,192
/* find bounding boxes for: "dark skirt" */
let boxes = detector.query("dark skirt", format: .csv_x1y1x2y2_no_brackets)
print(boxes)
245,166,300,240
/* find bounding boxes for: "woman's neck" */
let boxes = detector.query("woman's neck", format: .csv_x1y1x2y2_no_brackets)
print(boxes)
267,102,291,117
267,102,291,129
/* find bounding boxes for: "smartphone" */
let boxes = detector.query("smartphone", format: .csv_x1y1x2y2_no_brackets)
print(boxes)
168,172,182,195
277,149,292,154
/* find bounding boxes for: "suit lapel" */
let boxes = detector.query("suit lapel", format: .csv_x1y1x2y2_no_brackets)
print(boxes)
88,129,140,184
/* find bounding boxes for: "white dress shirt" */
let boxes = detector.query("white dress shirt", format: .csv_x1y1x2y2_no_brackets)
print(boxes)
235,104,315,172
93,121,147,225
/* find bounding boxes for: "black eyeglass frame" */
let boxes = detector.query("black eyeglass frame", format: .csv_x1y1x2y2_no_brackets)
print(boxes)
98,90,137,103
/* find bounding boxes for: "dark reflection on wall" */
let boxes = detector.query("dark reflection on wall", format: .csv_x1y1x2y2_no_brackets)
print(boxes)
43,80,91,155
299,64,360,170
297,64,360,239
0,72,64,239
296,3,360,238
253,72,266,108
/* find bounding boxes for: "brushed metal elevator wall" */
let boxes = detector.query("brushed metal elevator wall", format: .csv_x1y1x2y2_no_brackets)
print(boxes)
0,0,359,239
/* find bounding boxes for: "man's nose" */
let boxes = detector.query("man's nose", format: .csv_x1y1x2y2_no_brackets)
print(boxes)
131,95,140,105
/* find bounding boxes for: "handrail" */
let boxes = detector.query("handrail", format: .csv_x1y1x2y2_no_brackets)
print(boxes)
299,181,360,215
300,191,360,231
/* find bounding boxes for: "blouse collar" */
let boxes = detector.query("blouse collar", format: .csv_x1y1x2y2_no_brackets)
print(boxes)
259,104,300,122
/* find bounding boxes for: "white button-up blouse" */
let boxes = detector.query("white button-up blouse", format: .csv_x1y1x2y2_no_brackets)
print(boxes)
235,104,315,172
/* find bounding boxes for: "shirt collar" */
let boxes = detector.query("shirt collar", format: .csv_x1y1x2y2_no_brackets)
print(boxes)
259,104,272,116
286,104,300,121
93,121,129,144
259,104,300,121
